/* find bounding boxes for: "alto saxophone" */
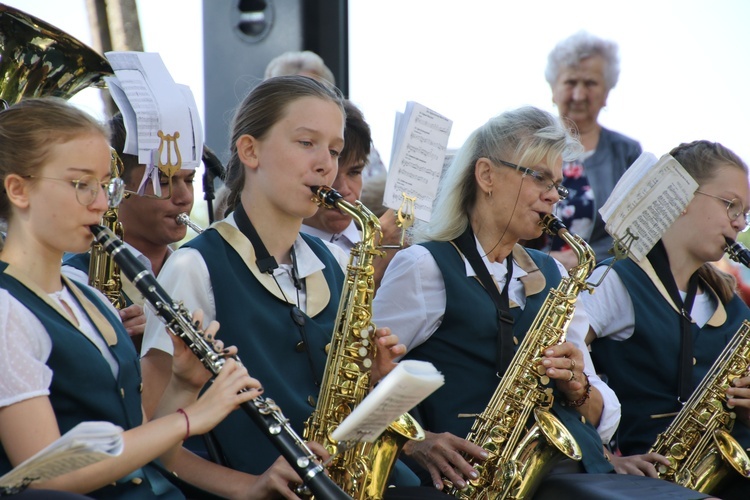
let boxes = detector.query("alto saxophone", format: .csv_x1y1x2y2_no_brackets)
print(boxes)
88,150,127,309
304,186,425,500
649,319,750,493
449,214,595,500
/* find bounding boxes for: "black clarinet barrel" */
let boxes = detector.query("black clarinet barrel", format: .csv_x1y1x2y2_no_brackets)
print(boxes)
725,237,750,268
88,225,351,499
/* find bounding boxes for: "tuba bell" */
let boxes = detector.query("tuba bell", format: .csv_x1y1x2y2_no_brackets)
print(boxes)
0,5,127,307
0,4,113,106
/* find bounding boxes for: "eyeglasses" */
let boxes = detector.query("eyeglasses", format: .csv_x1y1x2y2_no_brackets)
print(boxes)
24,174,126,207
694,190,750,228
493,159,569,200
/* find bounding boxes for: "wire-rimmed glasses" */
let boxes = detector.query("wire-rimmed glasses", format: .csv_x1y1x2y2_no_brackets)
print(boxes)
492,158,569,200
24,174,126,208
694,190,750,230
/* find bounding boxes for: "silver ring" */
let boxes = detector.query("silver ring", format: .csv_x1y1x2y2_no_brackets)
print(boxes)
568,370,576,382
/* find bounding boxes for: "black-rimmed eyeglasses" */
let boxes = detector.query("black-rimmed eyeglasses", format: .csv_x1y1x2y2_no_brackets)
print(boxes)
694,190,750,229
493,159,569,200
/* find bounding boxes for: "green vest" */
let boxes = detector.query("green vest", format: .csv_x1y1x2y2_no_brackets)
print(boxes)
405,242,613,474
0,263,180,499
183,229,343,474
592,257,750,455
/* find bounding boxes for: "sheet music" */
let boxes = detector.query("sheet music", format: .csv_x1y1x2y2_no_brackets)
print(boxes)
0,421,124,489
104,52,202,170
331,360,444,443
384,102,452,222
600,152,698,261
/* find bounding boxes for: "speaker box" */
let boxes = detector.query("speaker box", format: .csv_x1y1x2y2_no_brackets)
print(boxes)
202,0,348,162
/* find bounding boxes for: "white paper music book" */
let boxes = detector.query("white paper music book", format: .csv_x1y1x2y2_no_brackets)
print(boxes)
331,360,444,443
599,151,698,261
0,421,124,490
384,102,452,222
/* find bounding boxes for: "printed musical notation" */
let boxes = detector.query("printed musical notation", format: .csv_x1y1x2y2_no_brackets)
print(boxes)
600,152,698,262
384,102,453,222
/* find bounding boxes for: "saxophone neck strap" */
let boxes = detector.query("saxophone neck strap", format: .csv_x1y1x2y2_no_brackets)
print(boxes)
647,240,699,404
453,225,514,375
234,201,278,274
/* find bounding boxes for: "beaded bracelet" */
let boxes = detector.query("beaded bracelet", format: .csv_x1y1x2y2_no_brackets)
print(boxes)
176,408,190,441
562,373,591,408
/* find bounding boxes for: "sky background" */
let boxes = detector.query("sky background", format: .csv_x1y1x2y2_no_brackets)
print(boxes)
4,0,750,221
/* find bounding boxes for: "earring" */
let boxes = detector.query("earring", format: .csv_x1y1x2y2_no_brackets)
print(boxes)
488,190,492,199
681,209,687,216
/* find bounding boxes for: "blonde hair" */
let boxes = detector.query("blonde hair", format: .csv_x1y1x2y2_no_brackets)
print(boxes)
415,106,581,243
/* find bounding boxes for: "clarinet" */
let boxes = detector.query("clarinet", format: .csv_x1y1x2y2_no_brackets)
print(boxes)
89,225,351,500
725,236,750,268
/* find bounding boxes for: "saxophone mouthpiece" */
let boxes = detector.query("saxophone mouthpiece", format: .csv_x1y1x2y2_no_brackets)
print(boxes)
309,185,343,209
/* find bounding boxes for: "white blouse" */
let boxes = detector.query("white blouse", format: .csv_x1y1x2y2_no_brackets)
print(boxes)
0,284,120,408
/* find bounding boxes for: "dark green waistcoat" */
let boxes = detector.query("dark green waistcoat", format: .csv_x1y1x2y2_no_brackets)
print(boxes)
405,242,613,474
183,229,344,475
0,263,180,499
591,257,750,455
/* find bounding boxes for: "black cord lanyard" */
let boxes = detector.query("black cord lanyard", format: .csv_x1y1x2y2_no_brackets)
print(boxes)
233,202,320,386
453,225,515,375
647,241,699,404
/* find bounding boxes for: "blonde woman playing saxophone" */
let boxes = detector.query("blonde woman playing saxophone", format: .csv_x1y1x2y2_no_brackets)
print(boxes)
373,106,710,499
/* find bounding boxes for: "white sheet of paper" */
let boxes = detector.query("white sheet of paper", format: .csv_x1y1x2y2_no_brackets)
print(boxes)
600,152,698,261
0,421,124,489
330,360,444,443
105,52,202,170
384,102,452,222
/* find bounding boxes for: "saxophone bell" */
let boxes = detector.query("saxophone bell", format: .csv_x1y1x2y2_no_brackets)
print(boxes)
724,237,750,268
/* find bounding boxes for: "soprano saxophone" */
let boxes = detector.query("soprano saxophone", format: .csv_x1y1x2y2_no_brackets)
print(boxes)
304,186,425,500
449,214,595,500
649,318,750,493
89,224,351,500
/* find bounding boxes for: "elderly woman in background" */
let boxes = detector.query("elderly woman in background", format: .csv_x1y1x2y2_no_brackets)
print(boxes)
545,31,642,267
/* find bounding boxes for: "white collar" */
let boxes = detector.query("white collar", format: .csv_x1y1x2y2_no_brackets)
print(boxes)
228,213,326,279
300,220,360,252
462,235,528,282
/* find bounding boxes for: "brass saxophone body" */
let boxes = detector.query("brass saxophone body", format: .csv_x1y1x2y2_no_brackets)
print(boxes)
649,319,750,493
304,186,425,500
88,151,127,309
450,214,595,500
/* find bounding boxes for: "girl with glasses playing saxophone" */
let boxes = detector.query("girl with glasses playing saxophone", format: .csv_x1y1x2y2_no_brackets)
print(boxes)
582,140,750,499
0,98,261,499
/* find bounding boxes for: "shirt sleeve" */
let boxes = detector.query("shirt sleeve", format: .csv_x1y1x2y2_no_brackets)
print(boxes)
565,296,621,443
579,266,635,341
321,240,349,272
0,290,53,407
372,245,446,354
140,248,214,357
